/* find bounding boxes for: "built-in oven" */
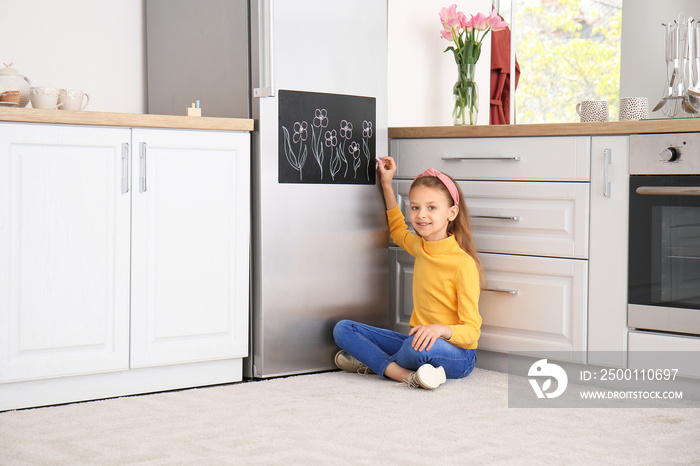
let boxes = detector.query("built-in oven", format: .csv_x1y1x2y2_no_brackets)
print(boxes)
628,133,700,337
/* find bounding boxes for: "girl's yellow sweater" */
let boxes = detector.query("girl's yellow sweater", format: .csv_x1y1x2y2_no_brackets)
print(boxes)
387,205,482,349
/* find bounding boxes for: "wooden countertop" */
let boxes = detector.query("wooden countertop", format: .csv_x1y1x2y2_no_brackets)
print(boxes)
388,119,700,138
0,107,254,131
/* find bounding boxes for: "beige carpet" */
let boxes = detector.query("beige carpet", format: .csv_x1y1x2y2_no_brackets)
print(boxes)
1,368,699,465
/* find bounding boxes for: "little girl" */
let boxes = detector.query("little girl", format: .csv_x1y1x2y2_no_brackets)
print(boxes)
333,156,482,389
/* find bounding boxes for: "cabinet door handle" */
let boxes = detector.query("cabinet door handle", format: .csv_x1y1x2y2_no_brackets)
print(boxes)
121,143,129,194
603,148,612,197
441,156,521,161
483,288,519,295
139,142,147,193
472,215,521,221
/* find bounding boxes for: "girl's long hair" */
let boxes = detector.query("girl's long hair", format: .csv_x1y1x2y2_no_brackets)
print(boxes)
410,174,484,287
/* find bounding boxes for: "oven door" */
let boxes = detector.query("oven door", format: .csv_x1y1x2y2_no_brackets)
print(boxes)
628,175,700,335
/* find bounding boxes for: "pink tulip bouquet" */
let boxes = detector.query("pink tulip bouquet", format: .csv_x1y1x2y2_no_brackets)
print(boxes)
440,5,509,65
440,4,509,124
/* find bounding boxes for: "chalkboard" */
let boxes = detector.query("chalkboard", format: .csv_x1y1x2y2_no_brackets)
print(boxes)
278,90,376,184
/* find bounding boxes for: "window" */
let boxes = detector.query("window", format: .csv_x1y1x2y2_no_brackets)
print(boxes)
498,0,622,123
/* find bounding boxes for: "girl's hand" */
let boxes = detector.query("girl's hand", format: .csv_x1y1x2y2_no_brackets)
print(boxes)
408,324,452,352
376,156,396,186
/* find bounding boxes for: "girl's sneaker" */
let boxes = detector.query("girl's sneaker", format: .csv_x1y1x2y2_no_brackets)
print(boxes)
406,364,446,389
334,350,374,375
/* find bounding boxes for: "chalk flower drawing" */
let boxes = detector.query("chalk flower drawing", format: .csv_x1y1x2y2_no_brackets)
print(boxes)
311,108,328,179
279,93,375,183
326,129,341,180
349,141,361,178
362,120,373,179
293,121,308,143
282,120,308,180
338,119,353,176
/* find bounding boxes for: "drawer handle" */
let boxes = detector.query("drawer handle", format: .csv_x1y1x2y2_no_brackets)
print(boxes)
441,156,521,161
472,215,520,221
483,288,519,295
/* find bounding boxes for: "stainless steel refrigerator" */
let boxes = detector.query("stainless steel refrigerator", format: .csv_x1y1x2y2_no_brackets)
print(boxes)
146,0,390,378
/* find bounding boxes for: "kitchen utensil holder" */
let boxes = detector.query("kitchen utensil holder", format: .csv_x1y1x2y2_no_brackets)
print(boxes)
657,13,700,117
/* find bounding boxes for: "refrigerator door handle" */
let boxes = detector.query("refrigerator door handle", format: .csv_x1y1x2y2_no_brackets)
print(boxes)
253,0,275,98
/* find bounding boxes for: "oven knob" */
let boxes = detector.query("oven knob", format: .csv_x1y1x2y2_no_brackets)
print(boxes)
660,146,681,162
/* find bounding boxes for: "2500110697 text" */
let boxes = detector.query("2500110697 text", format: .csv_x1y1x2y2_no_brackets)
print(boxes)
597,368,679,381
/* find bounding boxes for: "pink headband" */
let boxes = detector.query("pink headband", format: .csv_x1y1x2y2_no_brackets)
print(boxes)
414,168,459,206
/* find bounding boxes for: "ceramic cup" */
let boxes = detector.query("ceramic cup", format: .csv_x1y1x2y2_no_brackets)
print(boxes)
576,100,609,122
30,86,63,109
619,97,649,121
57,89,90,111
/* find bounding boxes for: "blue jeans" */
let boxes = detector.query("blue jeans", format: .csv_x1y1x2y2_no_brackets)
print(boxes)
333,320,476,379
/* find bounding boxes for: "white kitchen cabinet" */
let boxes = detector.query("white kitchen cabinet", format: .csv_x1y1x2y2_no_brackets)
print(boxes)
389,249,588,361
394,179,590,259
0,123,131,382
0,122,250,410
478,253,587,360
587,136,629,368
628,331,700,379
389,136,591,362
390,136,590,181
130,128,249,367
389,248,414,335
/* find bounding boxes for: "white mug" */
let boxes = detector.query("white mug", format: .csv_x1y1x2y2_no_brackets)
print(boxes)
30,86,63,110
619,97,649,120
57,89,90,111
576,100,609,122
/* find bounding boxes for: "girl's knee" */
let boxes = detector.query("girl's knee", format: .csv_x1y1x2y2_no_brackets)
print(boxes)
394,337,423,369
333,319,354,343
400,336,418,353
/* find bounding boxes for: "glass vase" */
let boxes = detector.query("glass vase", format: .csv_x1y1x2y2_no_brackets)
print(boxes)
453,63,478,125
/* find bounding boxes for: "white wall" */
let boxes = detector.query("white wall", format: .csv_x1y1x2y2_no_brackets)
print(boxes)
388,0,492,126
620,0,700,117
2,0,491,125
0,0,146,113
6,1,692,123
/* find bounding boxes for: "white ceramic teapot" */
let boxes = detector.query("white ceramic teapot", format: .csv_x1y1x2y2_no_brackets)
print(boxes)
0,63,32,108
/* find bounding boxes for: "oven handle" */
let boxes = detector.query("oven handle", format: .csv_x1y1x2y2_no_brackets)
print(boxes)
635,186,700,196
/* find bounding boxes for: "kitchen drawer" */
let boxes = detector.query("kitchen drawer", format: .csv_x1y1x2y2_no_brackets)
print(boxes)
628,331,700,379
388,249,588,360
393,180,590,259
389,137,590,181
478,253,588,361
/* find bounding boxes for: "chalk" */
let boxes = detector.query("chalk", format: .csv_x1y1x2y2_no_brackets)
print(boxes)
376,156,383,164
